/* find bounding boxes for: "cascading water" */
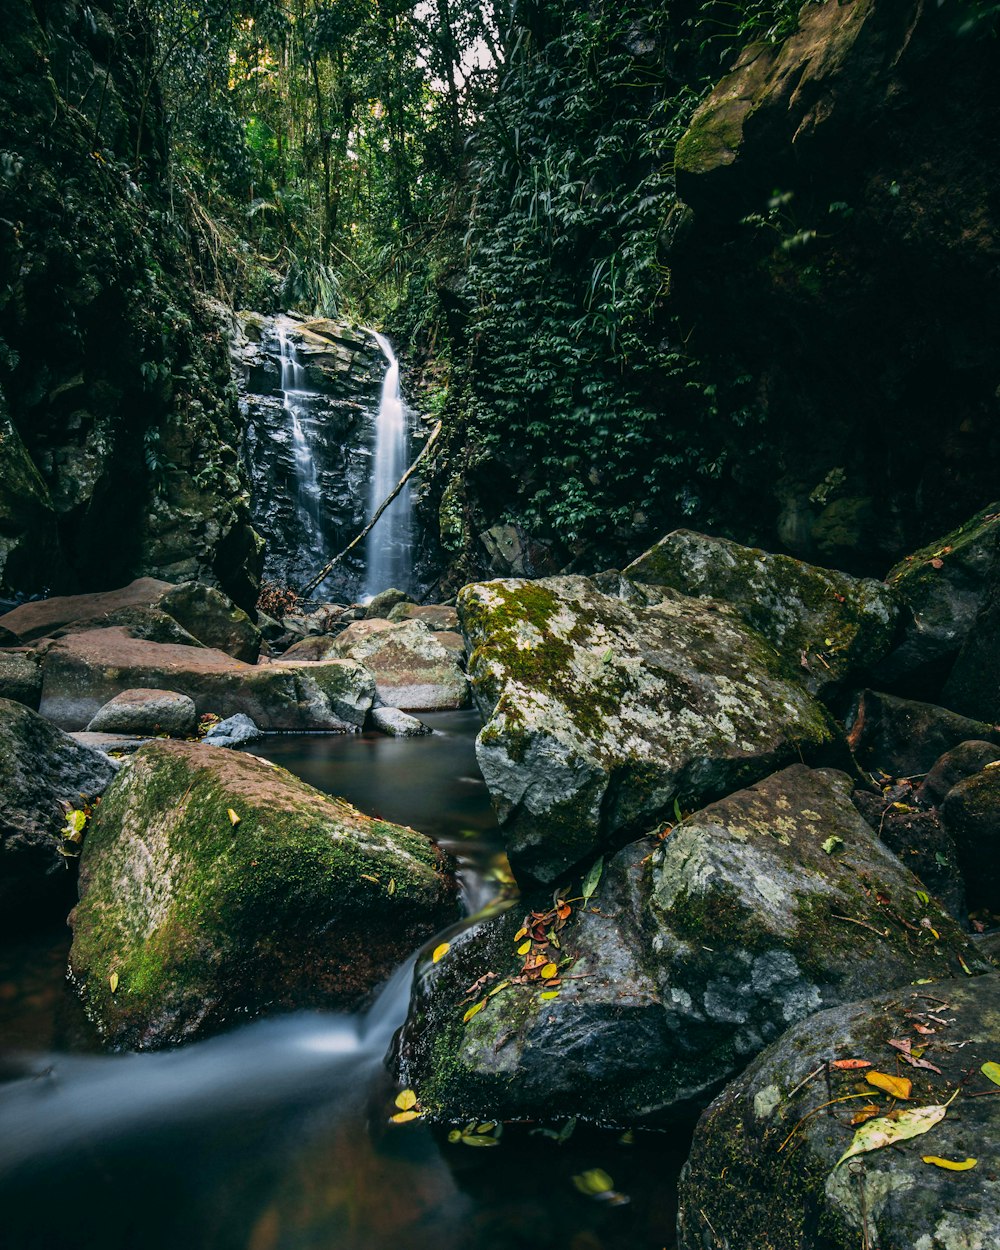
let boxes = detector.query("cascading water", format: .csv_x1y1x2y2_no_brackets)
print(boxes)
364,332,413,598
276,319,323,554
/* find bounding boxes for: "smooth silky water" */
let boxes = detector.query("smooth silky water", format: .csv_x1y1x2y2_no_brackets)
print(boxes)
0,712,686,1250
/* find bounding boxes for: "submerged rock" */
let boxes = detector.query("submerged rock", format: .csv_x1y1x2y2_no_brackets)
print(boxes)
624,530,899,697
369,706,431,737
38,627,374,731
331,619,468,711
396,765,981,1127
677,976,1000,1250
459,576,836,885
0,698,116,931
87,689,198,738
69,740,458,1048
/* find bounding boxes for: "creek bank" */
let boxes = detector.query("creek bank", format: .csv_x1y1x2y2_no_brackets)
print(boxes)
68,740,459,1049
677,975,1000,1250
396,765,982,1127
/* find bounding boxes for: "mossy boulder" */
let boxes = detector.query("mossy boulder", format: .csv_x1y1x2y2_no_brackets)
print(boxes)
38,626,374,731
624,530,899,698
458,576,837,885
0,698,116,932
875,503,1000,693
677,976,1000,1250
69,740,458,1048
330,619,468,711
396,765,981,1127
86,688,198,738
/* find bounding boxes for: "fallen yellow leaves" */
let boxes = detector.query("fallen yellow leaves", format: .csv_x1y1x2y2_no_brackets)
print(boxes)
865,1071,912,1100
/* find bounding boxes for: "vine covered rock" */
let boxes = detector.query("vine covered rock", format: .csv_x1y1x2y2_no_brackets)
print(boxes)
69,740,458,1048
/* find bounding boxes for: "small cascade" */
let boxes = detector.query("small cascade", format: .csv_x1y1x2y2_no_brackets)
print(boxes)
276,320,323,553
364,332,413,598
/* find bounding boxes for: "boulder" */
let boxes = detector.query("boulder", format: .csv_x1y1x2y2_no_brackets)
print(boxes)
0,650,41,709
281,635,344,661
68,740,459,1049
940,769,1000,912
875,503,1000,692
331,619,468,712
86,689,198,738
431,630,466,663
919,739,1000,807
0,578,262,661
369,706,431,737
202,713,263,748
942,543,1000,721
387,603,460,631
364,588,411,619
38,627,374,731
396,765,981,1127
677,976,1000,1250
845,688,1000,778
459,576,837,885
624,530,899,697
0,698,116,931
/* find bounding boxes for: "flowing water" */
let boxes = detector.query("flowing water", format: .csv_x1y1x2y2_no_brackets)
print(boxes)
276,319,324,558
0,714,686,1250
364,332,413,599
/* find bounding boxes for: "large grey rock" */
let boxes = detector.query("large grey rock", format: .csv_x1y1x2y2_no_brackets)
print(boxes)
875,503,1000,691
38,627,374,731
364,588,410,619
397,765,982,1127
624,529,899,697
0,650,41,709
387,603,459,631
69,740,459,1048
87,688,198,737
370,706,431,737
331,619,468,711
458,576,837,885
0,698,117,931
678,976,1000,1250
202,713,263,747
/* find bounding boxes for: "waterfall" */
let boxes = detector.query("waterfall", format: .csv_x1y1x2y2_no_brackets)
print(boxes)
276,319,323,556
364,332,413,598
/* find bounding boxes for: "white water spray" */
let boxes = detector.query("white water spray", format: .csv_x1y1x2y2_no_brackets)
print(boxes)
276,319,322,552
364,332,413,597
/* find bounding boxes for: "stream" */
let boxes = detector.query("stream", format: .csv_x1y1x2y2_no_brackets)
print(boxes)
0,713,687,1250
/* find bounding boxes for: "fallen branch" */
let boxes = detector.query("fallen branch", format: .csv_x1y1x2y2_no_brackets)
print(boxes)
299,421,442,597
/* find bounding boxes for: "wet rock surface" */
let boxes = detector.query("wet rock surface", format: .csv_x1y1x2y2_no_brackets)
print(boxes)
0,698,117,932
845,688,1000,778
69,740,459,1048
678,976,1000,1250
397,765,981,1127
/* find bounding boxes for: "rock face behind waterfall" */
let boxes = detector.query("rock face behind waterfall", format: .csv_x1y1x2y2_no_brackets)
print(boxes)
236,315,384,598
458,574,836,885
69,740,459,1049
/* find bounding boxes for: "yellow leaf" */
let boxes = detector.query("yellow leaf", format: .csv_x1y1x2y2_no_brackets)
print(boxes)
460,1134,499,1147
922,1156,977,1170
541,962,559,979
517,940,531,956
487,980,510,997
390,1110,422,1124
447,1130,461,1143
109,972,119,994
540,990,559,1000
514,927,528,941
388,878,396,895
432,942,450,963
227,808,241,827
395,1089,418,1111
866,1071,912,1100
572,1169,614,1196
361,874,379,883
463,1000,486,1023
981,1061,1000,1087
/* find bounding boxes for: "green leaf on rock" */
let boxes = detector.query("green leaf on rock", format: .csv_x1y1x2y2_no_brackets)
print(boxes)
981,1061,1000,1086
463,1000,486,1023
835,1104,948,1168
581,856,604,902
822,836,844,855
